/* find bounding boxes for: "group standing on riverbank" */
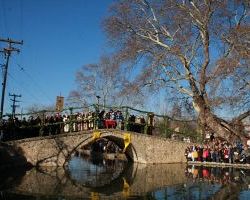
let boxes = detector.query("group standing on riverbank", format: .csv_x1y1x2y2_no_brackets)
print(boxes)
185,136,250,164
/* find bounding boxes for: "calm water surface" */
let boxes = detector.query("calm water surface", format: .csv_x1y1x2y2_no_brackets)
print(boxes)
1,156,250,200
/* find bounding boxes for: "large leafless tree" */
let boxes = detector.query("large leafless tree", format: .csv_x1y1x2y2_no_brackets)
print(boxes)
103,0,250,141
69,54,144,108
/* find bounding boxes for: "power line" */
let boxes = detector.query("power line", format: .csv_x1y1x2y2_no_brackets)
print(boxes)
16,64,54,103
6,65,55,112
7,57,53,105
7,71,41,104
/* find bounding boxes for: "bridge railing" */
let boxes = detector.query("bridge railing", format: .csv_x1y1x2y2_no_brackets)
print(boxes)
0,105,199,142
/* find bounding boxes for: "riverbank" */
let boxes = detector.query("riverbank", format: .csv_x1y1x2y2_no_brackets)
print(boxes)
188,161,250,169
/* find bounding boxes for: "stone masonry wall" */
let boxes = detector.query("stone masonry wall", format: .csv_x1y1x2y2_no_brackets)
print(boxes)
8,130,191,166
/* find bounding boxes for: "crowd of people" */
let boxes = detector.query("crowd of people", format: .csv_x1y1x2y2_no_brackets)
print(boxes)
0,109,134,141
185,136,250,164
0,110,123,140
0,107,157,141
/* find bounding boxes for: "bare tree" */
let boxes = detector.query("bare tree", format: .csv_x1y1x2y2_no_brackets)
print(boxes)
70,54,144,109
103,0,250,142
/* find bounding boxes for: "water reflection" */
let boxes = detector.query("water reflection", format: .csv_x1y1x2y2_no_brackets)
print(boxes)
68,155,127,187
183,165,250,200
1,158,250,199
185,165,250,186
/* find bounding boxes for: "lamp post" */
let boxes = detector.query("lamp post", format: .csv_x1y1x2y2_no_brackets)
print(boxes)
95,95,101,130
96,95,101,112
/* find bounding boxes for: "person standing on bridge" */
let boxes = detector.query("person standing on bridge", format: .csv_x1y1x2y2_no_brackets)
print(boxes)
116,110,124,130
63,115,69,132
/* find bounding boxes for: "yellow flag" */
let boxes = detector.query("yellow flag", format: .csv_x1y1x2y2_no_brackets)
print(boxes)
123,133,131,152
92,131,101,140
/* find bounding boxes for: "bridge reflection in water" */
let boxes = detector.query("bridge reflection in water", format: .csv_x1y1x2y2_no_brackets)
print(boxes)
1,157,250,199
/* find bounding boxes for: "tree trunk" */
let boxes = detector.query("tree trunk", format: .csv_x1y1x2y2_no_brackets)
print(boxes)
193,95,247,143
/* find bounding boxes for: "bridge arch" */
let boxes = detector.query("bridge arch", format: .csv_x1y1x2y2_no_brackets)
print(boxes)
66,131,138,164
100,135,138,162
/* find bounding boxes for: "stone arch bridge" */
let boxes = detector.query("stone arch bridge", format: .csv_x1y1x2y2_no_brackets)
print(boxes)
7,129,190,166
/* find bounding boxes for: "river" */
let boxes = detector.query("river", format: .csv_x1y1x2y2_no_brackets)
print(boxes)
1,155,250,199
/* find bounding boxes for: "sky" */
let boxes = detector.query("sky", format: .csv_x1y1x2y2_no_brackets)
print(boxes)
0,0,115,114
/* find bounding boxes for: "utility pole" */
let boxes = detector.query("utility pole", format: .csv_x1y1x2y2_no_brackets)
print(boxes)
0,38,23,120
9,93,21,118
